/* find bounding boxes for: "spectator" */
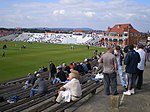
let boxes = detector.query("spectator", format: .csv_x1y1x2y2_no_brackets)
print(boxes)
146,45,150,61
30,74,47,97
56,66,67,82
93,50,98,56
69,63,74,69
70,69,80,80
99,45,118,95
91,56,98,68
49,61,57,81
74,62,84,74
56,72,82,103
136,44,146,90
85,59,92,71
62,63,70,76
123,44,140,95
23,73,36,89
114,45,127,89
42,66,48,72
38,67,43,73
124,45,129,53
81,61,88,74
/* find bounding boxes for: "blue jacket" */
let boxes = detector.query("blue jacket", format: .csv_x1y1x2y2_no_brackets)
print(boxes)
124,50,140,74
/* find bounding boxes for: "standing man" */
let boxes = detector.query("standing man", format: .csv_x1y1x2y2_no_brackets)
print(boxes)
49,61,57,81
99,45,118,95
123,44,140,95
136,44,146,90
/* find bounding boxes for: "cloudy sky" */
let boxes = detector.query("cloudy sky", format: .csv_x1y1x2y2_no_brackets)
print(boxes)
0,0,150,32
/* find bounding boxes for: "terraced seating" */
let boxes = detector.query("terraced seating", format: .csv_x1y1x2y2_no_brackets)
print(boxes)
0,73,94,112
0,71,49,86
0,82,63,112
43,80,102,112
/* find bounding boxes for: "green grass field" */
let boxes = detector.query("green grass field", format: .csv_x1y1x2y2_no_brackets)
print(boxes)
0,41,106,82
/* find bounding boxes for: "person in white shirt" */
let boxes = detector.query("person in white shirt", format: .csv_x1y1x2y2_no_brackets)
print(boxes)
136,44,146,90
56,72,82,103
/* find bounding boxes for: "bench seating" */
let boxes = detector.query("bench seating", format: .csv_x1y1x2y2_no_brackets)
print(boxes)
43,80,103,112
0,73,93,112
0,71,49,86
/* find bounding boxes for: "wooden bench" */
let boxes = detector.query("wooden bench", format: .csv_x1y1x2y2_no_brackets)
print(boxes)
43,80,103,112
22,79,96,112
0,82,63,112
0,73,93,112
0,71,49,86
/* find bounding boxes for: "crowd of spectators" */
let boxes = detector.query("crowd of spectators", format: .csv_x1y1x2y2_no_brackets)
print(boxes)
0,30,14,37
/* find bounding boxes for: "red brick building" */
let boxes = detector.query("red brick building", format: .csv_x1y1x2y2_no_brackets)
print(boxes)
100,24,147,46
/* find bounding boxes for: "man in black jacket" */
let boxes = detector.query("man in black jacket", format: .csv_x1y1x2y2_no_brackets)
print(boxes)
123,44,140,95
49,61,57,81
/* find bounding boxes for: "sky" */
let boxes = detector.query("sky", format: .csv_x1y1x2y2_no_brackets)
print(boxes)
0,0,150,32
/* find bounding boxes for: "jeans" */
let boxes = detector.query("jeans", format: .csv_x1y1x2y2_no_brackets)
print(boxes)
117,65,126,87
52,78,61,84
30,88,38,97
148,53,150,61
136,69,144,89
103,72,118,95
126,73,137,90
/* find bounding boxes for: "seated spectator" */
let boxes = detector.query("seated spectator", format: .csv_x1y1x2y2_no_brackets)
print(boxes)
69,63,74,69
43,66,48,72
85,59,92,71
23,73,36,89
55,72,82,103
30,74,48,97
62,63,70,76
81,62,88,74
56,66,67,82
38,67,43,73
74,62,84,75
90,64,103,82
70,69,80,80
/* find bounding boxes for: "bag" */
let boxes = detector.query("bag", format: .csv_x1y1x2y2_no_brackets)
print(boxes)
0,96,4,102
7,96,19,103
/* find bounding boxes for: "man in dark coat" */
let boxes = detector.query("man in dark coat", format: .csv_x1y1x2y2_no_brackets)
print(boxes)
123,44,140,95
56,67,67,82
49,61,57,81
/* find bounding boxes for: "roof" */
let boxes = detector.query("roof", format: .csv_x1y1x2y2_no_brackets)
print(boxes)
73,30,83,32
106,24,139,34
